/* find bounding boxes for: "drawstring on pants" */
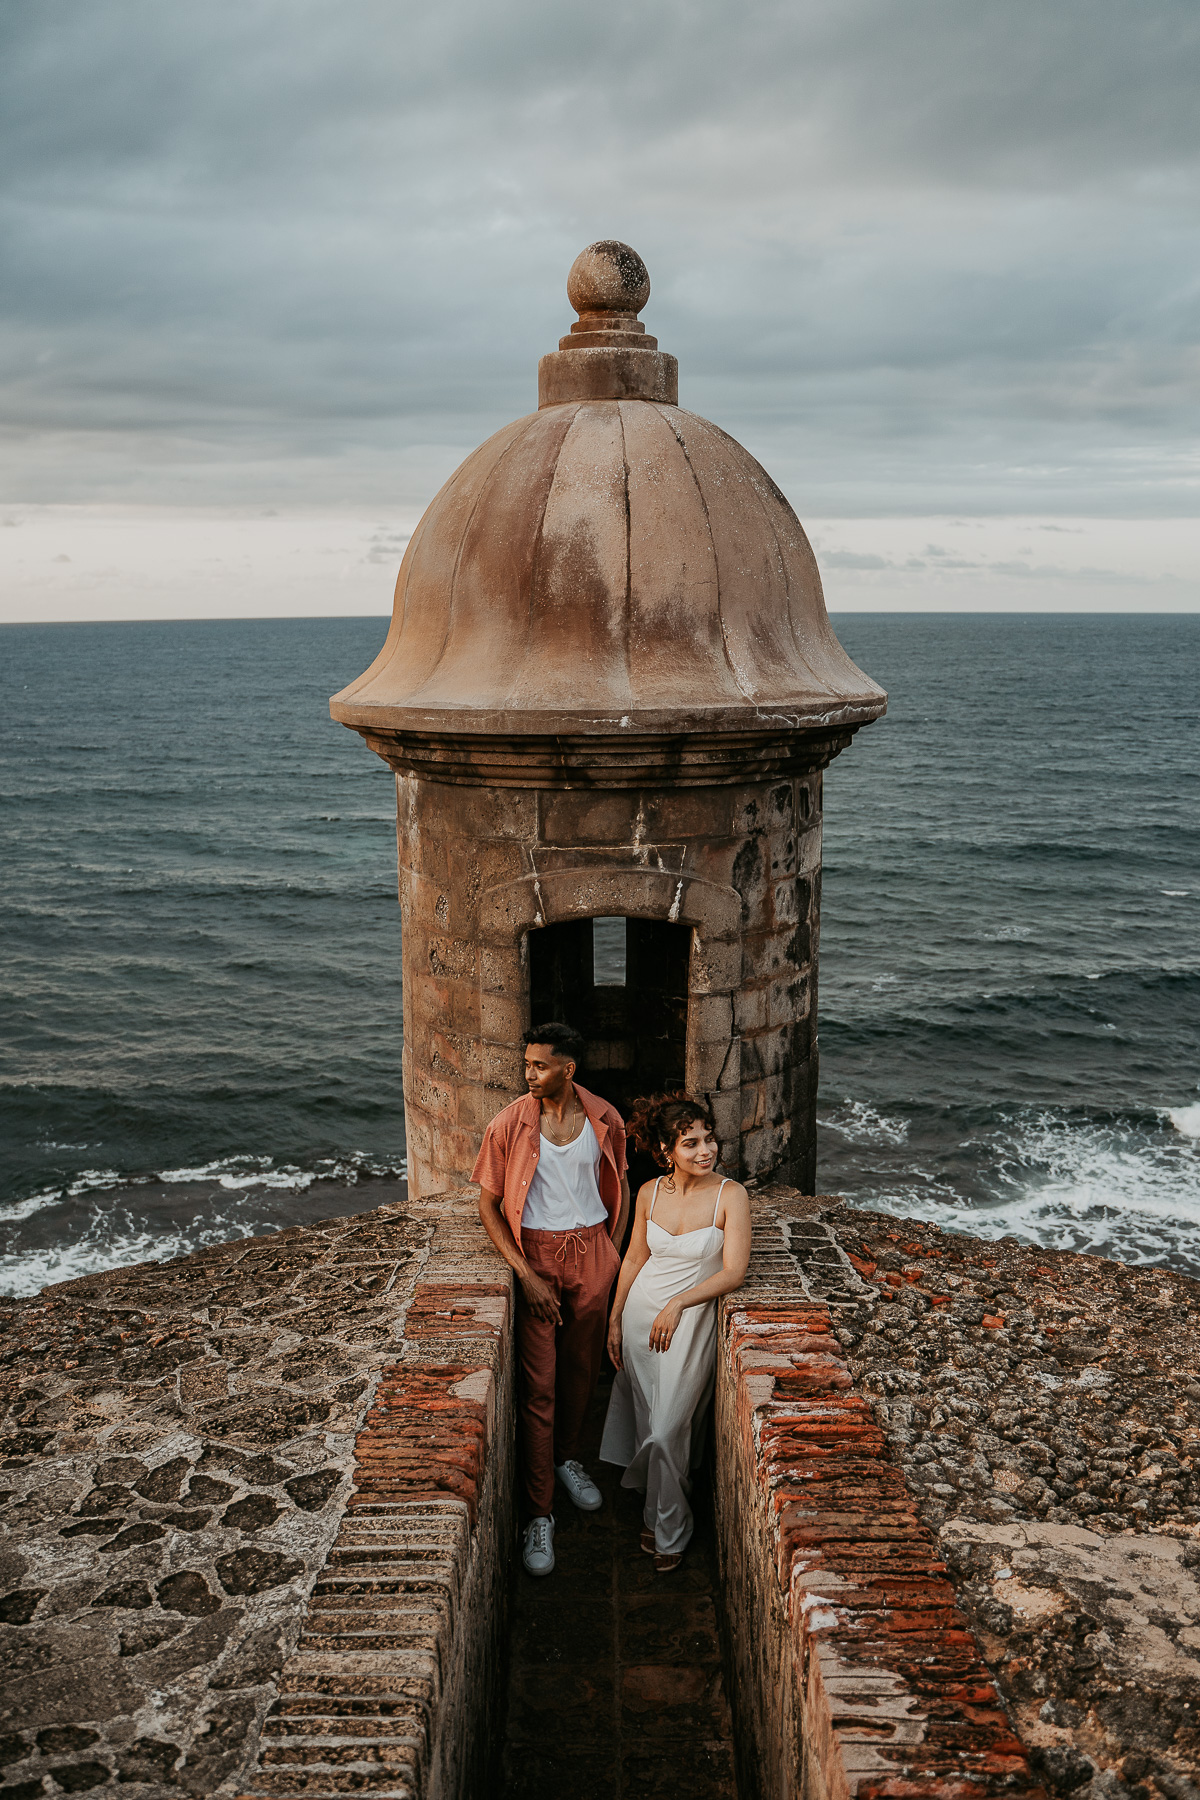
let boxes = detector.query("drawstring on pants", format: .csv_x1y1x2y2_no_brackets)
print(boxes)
554,1231,588,1264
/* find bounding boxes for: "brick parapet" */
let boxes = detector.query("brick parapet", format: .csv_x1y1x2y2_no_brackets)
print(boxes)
239,1212,515,1800
714,1193,1044,1800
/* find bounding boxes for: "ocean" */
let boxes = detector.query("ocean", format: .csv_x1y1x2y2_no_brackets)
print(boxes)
1,614,1197,1295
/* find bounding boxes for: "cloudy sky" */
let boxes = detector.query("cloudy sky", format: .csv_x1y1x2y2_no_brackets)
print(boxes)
2,0,1198,617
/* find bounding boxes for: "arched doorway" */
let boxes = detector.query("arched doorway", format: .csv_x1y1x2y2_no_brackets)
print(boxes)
527,914,690,1112
528,913,692,1221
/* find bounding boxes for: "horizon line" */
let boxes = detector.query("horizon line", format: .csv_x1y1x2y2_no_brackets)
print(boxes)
4,608,1200,628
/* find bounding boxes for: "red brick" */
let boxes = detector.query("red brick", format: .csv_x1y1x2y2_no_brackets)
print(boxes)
720,1286,1042,1800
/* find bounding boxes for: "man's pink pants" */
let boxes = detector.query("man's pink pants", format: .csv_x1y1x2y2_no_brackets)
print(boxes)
515,1221,621,1519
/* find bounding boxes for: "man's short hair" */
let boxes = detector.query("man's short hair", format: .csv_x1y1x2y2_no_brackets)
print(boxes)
522,1021,586,1064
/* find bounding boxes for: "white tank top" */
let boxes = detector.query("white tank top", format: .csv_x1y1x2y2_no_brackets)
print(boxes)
522,1116,608,1231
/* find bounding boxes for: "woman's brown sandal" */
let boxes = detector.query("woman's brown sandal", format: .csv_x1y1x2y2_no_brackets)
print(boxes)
654,1551,683,1573
640,1528,656,1555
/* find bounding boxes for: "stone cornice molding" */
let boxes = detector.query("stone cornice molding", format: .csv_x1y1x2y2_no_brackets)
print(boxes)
359,724,855,789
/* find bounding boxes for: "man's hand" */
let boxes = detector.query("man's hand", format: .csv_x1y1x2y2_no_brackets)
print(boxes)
606,1311,624,1370
519,1268,562,1325
478,1187,561,1322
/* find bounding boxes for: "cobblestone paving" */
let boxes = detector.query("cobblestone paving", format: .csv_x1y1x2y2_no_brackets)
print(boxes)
498,1376,738,1799
0,1196,428,1796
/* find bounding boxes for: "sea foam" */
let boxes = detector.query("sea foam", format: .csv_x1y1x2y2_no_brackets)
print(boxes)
859,1109,1200,1277
822,1100,910,1148
1167,1103,1200,1139
0,1152,406,1298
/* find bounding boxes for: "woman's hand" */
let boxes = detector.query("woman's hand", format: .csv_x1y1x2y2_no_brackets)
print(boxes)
649,1298,685,1354
606,1312,624,1370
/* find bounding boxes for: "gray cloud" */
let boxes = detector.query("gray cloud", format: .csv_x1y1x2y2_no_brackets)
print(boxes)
1,0,1197,512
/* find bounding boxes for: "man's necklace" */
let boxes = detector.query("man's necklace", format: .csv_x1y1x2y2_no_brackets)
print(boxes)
541,1094,579,1145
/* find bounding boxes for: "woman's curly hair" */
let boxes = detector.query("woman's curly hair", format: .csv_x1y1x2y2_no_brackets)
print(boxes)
627,1092,717,1169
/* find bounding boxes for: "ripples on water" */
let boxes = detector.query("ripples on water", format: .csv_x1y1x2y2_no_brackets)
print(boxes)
1,614,1197,1293
820,613,1200,1276
1,619,407,1292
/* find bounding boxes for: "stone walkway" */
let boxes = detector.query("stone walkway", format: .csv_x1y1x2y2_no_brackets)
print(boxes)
498,1375,738,1798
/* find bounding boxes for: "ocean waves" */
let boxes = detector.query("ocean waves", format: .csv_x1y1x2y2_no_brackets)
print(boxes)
819,1098,1200,1278
821,1100,910,1148
0,1153,407,1297
817,614,1199,1277
2,614,1197,1295
0,1149,405,1218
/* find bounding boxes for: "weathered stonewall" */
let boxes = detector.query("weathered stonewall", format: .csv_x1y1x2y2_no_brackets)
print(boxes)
719,1191,1200,1800
329,240,887,1202
0,1185,514,1800
3,1187,1198,1800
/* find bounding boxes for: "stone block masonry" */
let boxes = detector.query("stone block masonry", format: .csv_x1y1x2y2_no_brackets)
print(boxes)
242,1274,514,1800
814,1204,1200,1800
6,1182,1199,1800
393,771,828,1202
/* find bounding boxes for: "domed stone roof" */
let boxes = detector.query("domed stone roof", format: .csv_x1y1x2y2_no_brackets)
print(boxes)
331,243,885,742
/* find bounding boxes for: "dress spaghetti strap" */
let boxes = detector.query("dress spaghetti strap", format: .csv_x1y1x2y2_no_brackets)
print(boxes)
649,1176,661,1222
712,1179,728,1227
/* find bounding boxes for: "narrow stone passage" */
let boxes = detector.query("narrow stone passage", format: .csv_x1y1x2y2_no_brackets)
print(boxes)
498,1374,738,1798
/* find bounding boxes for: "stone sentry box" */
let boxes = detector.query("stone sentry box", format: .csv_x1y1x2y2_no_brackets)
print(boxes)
331,241,885,1198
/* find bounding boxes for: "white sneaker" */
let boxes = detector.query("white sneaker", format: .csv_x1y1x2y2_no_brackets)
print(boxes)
522,1514,555,1577
555,1459,603,1512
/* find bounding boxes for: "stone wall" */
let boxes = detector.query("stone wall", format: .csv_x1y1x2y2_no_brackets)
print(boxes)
395,770,824,1200
714,1190,1200,1800
0,1187,515,1800
7,1184,1200,1800
829,1207,1200,1800
714,1192,1038,1800
240,1260,514,1799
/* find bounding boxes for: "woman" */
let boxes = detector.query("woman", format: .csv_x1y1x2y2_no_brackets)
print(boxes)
599,1093,751,1570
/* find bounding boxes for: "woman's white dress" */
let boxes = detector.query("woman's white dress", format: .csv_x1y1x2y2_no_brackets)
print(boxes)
599,1179,727,1556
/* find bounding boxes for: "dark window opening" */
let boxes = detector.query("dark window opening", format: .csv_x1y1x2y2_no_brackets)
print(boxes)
528,917,689,1126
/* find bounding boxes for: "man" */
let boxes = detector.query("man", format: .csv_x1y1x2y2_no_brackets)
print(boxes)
473,1022,630,1577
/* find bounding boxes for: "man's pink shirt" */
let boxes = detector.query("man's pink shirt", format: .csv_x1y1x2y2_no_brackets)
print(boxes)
471,1083,627,1251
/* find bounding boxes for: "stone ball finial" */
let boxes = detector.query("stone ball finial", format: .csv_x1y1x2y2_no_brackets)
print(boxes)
567,241,650,318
